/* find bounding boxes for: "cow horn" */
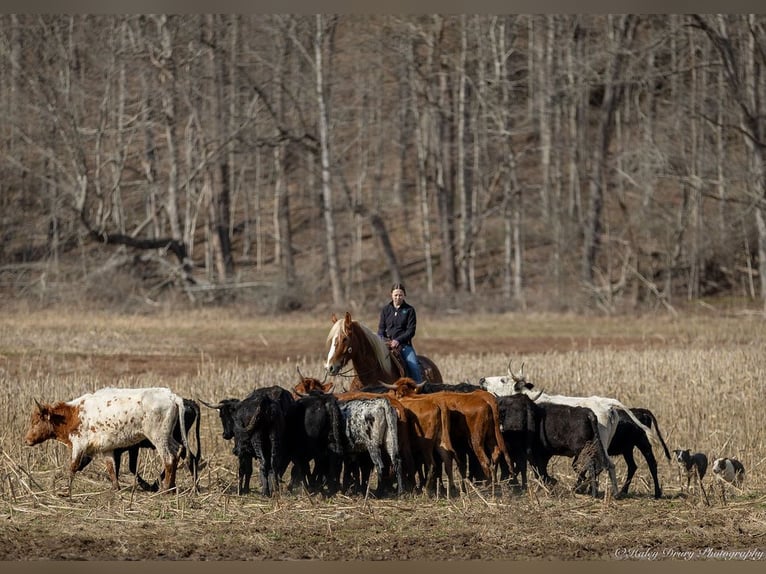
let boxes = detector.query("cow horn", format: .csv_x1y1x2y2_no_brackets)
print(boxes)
34,398,45,412
199,398,222,410
509,360,525,382
379,381,397,389
322,369,329,383
296,365,305,380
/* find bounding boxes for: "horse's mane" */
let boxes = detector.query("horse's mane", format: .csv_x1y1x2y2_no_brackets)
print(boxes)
327,317,392,375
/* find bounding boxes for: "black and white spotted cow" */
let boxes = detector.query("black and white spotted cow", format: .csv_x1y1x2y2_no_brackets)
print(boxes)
339,397,403,497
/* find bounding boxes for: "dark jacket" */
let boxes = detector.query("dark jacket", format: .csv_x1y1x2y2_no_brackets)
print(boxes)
377,301,417,347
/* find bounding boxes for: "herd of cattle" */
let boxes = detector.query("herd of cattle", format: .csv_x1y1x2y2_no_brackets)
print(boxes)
24,363,747,501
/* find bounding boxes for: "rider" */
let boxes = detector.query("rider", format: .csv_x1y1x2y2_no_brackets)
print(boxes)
377,282,423,383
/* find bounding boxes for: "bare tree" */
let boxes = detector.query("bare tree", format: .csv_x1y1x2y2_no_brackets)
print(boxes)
581,14,639,290
692,14,766,309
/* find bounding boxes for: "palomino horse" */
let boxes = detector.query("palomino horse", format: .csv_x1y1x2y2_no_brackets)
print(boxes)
324,311,443,390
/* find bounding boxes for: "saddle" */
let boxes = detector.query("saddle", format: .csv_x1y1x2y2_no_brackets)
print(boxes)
388,347,408,379
388,346,431,382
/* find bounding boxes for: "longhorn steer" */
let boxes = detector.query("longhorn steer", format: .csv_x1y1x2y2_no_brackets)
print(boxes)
78,397,202,492
25,387,190,495
480,363,664,498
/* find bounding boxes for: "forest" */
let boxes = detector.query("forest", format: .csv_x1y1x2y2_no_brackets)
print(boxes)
2,14,766,315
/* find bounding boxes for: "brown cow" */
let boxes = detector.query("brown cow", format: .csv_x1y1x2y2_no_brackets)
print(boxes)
382,378,513,491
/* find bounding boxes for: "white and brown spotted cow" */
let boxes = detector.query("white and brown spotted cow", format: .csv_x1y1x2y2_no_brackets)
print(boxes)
25,387,190,495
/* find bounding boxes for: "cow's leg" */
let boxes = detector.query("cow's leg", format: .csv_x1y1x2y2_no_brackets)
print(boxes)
619,450,638,496
596,430,620,496
437,447,459,498
156,442,179,492
367,445,387,497
67,449,88,497
103,452,121,490
127,446,153,491
468,428,493,483
636,443,662,499
238,454,253,495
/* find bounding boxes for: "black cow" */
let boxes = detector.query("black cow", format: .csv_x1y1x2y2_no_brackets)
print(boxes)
582,407,671,499
287,391,345,496
495,397,607,497
419,381,483,394
78,397,202,491
202,386,294,496
495,394,539,490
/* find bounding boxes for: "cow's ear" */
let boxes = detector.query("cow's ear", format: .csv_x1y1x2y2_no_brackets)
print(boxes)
525,382,535,390
322,382,334,393
331,313,338,324
344,312,352,328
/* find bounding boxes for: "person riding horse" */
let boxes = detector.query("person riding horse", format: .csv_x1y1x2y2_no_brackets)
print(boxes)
377,282,423,384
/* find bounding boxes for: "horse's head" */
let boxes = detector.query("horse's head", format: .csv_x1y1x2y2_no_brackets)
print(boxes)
325,311,355,375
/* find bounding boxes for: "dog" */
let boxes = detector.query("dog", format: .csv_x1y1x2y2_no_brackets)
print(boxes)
712,457,745,488
673,449,708,492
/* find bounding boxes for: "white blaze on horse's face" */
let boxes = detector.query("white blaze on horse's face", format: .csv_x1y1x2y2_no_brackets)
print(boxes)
325,332,346,375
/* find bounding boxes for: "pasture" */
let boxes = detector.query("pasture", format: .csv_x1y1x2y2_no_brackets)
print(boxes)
1,306,765,560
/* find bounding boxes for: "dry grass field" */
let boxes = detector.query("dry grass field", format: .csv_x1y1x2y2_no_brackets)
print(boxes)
1,304,765,561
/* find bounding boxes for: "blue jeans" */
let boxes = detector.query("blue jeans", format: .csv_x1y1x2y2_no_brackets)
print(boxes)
399,344,423,383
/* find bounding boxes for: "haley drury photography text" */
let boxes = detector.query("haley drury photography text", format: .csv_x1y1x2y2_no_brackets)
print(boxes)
615,547,765,560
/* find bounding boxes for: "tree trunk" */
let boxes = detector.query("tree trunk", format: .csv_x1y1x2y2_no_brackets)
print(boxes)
315,15,343,305
581,14,638,287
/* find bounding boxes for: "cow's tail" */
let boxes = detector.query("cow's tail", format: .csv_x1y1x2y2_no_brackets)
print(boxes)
644,409,671,460
328,399,345,457
174,395,191,461
438,404,455,457
188,400,202,475
382,400,401,463
619,404,663,451
486,396,514,472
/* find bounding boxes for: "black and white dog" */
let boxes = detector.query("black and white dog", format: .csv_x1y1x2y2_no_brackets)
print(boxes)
712,457,745,488
673,449,708,491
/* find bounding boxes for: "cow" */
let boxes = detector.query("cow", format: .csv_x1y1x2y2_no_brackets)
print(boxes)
286,390,345,496
385,385,458,496
201,386,294,496
494,394,539,490
581,407,670,499
338,398,403,497
480,362,663,498
382,378,513,494
419,379,510,483
78,397,202,492
25,387,190,495
496,395,608,496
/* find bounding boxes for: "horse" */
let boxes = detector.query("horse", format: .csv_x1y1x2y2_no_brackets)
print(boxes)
324,311,443,390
